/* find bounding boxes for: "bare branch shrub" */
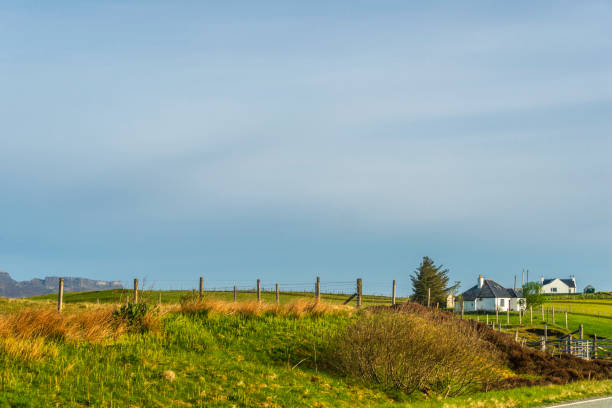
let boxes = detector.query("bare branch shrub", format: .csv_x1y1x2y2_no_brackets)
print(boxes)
332,310,503,397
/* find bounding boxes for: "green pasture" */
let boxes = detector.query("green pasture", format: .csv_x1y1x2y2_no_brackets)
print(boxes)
543,299,612,317
462,310,612,339
29,288,405,308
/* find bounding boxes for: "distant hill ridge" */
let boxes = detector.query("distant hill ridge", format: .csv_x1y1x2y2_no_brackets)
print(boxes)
0,270,122,298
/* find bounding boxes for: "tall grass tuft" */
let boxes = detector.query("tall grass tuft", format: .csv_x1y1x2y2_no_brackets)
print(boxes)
180,298,352,318
0,306,161,343
0,336,59,361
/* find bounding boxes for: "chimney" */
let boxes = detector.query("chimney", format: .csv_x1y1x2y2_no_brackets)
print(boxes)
478,275,484,288
540,275,544,284
571,275,576,284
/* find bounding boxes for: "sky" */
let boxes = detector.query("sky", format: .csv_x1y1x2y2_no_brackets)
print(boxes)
1,1,611,295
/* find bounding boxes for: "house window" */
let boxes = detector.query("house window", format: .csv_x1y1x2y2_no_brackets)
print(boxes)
500,299,505,307
552,288,557,293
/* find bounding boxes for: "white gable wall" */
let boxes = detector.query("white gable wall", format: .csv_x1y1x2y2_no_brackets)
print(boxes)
541,279,575,294
455,297,526,312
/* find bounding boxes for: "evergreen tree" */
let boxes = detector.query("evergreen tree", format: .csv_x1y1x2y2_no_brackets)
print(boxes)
410,256,451,305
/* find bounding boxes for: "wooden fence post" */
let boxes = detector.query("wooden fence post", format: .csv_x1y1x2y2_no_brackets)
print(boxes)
541,304,544,321
133,278,139,304
552,307,555,325
530,305,533,324
315,277,320,302
233,285,237,302
256,279,261,302
514,330,519,342
461,301,464,319
565,311,568,330
507,308,510,324
496,308,499,323
544,323,548,341
486,314,489,324
541,336,546,352
392,280,396,306
58,278,64,312
276,283,280,304
427,288,431,307
579,324,584,340
356,278,362,308
593,334,597,359
199,277,204,299
519,310,522,325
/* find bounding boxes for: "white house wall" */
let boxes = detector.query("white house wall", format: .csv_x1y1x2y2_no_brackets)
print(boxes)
454,297,527,312
541,279,575,294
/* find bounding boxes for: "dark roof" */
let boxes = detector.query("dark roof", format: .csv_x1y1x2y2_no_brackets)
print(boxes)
461,279,521,301
507,288,523,298
542,278,576,288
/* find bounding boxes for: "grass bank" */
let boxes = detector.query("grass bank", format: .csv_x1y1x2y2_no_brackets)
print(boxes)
1,297,611,407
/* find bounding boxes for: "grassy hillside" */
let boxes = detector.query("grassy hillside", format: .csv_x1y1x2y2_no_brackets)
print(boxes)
0,295,611,407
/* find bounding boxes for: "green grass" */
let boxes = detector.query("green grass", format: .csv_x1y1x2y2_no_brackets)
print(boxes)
29,288,407,307
462,309,612,339
393,380,612,407
544,299,612,317
1,295,611,407
0,307,393,407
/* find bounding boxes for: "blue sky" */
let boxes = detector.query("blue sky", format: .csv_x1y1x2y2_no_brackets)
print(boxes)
1,1,611,294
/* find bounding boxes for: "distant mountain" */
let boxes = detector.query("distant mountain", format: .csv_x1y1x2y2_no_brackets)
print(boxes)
0,271,123,298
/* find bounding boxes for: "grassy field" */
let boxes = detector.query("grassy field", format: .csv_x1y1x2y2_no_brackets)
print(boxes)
462,310,612,339
0,293,611,407
543,299,612,317
29,288,407,308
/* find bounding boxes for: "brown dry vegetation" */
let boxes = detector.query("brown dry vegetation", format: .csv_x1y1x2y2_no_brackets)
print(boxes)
0,306,161,344
476,322,612,388
374,303,612,389
332,307,506,397
180,297,353,318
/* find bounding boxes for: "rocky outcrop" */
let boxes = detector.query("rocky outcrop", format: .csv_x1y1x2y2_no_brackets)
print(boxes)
0,271,122,297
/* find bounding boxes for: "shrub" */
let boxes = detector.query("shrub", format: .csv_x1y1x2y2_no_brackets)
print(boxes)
113,303,160,334
332,310,503,397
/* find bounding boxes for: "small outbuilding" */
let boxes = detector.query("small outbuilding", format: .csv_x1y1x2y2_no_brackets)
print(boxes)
583,285,595,294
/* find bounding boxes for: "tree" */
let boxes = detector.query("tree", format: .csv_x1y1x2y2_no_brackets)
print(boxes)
410,256,451,306
522,281,544,308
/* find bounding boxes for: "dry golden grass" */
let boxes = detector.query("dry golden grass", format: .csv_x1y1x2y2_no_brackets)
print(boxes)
0,307,127,343
0,336,59,361
180,297,353,318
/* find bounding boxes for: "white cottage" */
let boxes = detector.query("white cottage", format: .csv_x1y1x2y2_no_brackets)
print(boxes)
455,275,525,312
540,276,576,294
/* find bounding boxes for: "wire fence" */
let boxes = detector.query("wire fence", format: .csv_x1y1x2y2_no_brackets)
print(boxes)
110,278,413,298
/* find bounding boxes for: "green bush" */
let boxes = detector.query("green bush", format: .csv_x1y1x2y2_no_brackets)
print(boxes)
113,303,156,333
